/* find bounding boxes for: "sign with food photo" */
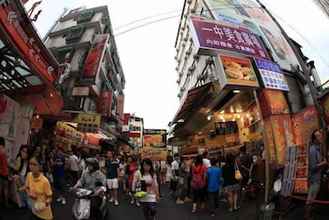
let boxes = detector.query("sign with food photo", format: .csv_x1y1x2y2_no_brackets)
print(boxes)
218,55,259,88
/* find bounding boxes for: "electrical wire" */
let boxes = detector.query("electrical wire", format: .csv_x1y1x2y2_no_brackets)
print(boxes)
113,5,262,37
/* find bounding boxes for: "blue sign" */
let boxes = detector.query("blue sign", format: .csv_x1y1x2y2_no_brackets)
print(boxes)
254,58,289,91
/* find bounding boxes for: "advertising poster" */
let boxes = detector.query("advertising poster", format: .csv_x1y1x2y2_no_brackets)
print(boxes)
204,0,300,71
189,16,270,59
218,55,259,87
83,34,109,78
254,58,289,91
258,89,289,118
141,147,168,161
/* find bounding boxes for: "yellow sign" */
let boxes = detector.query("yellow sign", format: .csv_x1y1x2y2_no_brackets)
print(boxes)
75,113,101,125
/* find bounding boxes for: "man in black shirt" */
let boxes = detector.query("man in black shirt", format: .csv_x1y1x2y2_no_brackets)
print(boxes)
106,151,120,206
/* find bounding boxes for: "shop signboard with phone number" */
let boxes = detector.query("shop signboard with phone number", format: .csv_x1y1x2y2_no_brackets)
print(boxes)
254,58,289,91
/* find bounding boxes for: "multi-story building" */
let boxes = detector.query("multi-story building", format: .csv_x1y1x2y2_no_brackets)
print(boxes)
171,0,322,172
44,6,125,137
122,113,144,148
314,0,329,16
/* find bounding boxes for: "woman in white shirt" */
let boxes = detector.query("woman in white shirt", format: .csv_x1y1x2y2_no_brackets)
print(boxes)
133,159,160,220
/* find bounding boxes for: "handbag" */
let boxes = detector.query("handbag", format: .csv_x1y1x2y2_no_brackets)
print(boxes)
235,161,243,181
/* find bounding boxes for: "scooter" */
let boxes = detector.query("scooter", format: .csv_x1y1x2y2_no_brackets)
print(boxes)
72,186,109,220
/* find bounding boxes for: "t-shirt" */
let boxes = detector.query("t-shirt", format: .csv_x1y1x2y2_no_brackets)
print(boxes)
69,155,80,172
0,152,9,177
25,172,53,220
107,159,119,179
203,158,211,169
207,167,222,192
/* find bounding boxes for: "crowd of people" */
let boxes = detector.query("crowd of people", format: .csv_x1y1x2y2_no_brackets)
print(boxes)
165,146,265,217
1,129,328,220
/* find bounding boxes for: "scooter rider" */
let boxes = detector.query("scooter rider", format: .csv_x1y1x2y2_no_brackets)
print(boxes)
72,158,106,191
72,158,107,219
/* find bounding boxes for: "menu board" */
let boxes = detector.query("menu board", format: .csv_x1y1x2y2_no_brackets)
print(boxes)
254,58,289,91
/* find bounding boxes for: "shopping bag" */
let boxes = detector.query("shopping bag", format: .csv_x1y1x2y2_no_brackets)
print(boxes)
73,199,91,220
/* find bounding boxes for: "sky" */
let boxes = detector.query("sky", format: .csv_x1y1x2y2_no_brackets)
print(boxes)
27,0,329,129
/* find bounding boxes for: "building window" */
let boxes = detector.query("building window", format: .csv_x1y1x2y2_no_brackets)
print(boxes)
76,10,95,24
65,26,85,44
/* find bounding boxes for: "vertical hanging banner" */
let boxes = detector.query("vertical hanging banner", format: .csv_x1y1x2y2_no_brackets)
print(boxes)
189,16,270,59
97,90,113,117
83,34,109,78
116,95,125,121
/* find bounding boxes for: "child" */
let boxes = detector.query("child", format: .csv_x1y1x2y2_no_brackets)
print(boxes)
207,158,222,216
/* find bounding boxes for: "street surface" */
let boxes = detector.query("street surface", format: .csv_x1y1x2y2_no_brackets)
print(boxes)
0,186,326,220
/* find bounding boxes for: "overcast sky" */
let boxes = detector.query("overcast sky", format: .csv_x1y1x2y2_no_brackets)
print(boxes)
30,0,329,129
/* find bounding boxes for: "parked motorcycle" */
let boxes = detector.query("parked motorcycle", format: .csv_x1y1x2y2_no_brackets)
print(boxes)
72,186,109,220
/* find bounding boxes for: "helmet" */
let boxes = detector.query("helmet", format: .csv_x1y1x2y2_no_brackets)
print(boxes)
86,158,100,171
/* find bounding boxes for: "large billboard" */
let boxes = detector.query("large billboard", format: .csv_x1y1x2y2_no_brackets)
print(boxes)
204,0,300,71
190,16,270,59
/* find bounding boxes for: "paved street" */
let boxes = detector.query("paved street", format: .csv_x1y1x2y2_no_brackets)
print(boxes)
1,186,327,220
0,186,259,220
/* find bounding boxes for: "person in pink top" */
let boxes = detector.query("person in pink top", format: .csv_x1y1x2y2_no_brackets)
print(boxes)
133,159,160,220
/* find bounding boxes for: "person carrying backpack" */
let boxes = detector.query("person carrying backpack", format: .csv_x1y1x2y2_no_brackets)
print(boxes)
191,155,207,213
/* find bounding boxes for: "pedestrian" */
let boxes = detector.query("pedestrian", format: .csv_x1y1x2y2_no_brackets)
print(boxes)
118,156,127,193
106,151,120,206
68,151,80,186
51,147,66,205
0,137,9,208
13,145,31,208
305,129,328,220
126,156,140,206
236,145,252,187
165,156,173,184
170,154,180,198
191,155,207,213
207,158,222,217
160,160,167,185
133,158,160,220
222,153,240,212
25,157,53,220
176,158,192,204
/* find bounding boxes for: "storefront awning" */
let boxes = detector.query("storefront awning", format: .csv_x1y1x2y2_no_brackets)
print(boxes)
173,82,214,123
0,1,63,114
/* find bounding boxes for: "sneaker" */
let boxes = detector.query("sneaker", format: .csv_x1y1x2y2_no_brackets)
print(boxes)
130,200,135,205
114,200,119,206
176,199,184,204
56,198,62,203
228,208,233,212
136,201,141,207
109,198,114,203
210,212,215,217
61,198,66,205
